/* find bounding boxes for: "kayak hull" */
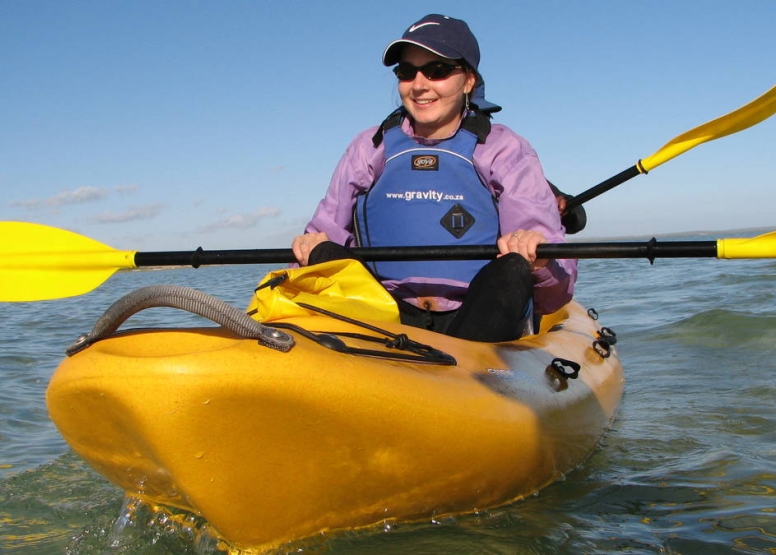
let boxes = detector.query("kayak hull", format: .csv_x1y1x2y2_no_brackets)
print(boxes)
47,300,623,551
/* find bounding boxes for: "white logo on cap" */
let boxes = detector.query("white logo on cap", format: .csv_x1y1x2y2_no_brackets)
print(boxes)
408,22,440,33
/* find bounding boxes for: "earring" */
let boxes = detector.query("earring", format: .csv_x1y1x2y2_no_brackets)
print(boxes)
464,92,470,113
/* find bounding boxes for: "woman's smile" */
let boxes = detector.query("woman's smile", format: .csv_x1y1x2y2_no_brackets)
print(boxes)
398,45,475,139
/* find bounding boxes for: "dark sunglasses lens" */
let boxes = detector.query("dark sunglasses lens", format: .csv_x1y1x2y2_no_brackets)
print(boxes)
424,63,455,79
394,62,458,81
393,63,416,80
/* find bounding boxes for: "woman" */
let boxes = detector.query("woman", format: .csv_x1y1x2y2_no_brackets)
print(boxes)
291,14,577,342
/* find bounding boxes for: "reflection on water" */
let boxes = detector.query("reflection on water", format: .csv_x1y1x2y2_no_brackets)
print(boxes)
0,453,119,553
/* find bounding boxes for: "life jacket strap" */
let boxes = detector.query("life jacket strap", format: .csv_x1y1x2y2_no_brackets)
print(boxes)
371,108,492,148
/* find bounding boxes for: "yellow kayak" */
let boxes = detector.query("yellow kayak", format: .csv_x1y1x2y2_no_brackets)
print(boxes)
47,281,623,552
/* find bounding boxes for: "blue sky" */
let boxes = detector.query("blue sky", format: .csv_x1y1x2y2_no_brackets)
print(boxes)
2,1,774,251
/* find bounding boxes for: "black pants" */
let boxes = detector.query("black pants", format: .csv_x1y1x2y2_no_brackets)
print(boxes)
309,242,534,343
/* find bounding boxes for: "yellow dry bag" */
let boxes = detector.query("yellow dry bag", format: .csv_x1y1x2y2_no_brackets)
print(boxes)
247,259,400,323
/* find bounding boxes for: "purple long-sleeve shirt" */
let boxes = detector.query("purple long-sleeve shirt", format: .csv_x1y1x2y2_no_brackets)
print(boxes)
305,117,577,316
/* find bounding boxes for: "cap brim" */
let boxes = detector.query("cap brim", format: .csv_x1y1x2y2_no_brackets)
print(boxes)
471,97,502,113
382,39,459,66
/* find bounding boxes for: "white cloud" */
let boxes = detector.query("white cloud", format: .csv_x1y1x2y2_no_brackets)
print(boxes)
10,186,110,208
90,203,165,224
113,184,140,195
200,207,281,232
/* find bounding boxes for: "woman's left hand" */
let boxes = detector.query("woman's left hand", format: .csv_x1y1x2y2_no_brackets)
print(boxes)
497,229,549,270
291,232,329,266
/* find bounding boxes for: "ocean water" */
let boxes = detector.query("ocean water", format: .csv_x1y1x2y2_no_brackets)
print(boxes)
1,231,775,554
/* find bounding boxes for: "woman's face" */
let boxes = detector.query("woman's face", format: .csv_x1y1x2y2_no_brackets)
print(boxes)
398,45,477,139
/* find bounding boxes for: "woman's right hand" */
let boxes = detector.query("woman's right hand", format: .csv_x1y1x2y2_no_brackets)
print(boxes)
291,232,329,266
497,229,548,271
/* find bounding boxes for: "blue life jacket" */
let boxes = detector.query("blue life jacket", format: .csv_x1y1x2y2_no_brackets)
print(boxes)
353,110,499,284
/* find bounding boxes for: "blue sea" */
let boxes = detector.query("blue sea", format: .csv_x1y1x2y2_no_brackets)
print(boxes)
2,230,775,554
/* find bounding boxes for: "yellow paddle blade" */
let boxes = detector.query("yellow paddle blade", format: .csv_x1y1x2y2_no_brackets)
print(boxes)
0,222,137,302
640,85,776,172
717,231,776,259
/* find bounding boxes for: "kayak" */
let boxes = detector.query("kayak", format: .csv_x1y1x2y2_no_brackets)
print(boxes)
47,278,623,552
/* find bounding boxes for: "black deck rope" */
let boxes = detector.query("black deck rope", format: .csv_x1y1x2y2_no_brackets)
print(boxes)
385,333,410,350
66,285,294,356
266,302,456,365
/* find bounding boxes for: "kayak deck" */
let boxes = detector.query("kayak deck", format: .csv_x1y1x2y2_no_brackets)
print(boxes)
47,300,623,551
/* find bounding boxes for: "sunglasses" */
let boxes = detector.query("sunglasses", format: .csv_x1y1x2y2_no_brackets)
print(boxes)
393,61,464,81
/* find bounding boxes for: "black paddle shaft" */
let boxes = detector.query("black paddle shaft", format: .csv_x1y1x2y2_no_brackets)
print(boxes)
564,165,642,211
133,239,719,268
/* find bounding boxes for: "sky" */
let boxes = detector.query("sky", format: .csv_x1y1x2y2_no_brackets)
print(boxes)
1,1,774,252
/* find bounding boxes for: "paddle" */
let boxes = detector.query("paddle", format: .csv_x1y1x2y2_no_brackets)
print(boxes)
2,222,775,302
565,84,776,210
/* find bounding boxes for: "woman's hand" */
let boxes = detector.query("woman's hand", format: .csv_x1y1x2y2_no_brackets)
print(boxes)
555,194,568,215
291,232,329,266
497,229,548,270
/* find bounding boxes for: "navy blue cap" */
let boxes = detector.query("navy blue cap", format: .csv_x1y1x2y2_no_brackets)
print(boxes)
471,81,502,114
383,14,480,70
383,15,501,114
